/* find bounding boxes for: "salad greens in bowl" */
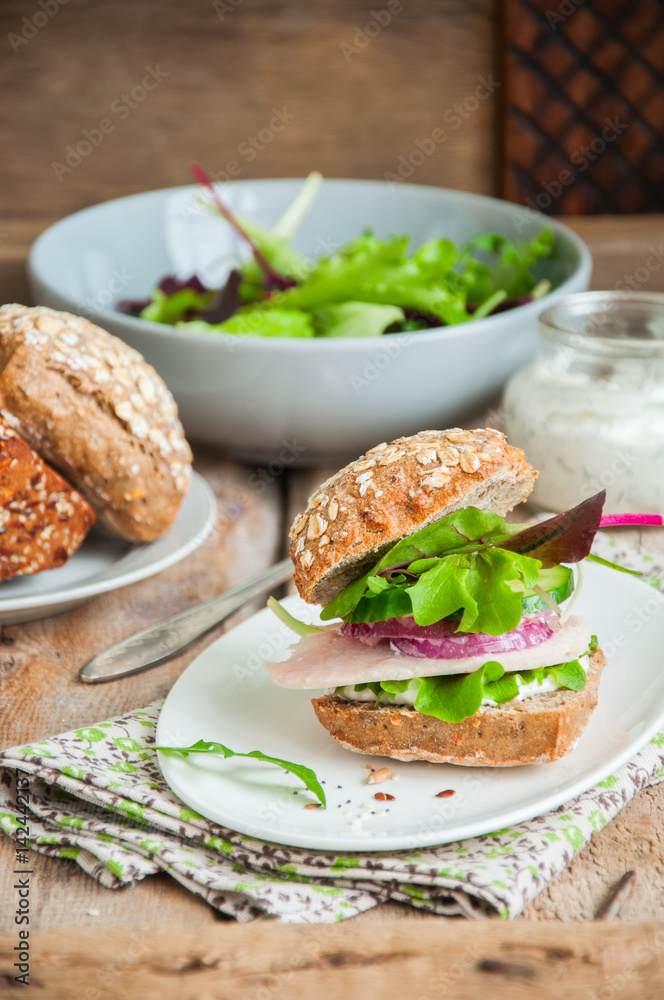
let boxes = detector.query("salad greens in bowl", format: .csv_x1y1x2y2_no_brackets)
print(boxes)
28,176,592,462
120,168,556,340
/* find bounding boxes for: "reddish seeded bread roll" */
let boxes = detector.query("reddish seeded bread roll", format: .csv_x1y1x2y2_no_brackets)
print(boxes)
0,418,94,580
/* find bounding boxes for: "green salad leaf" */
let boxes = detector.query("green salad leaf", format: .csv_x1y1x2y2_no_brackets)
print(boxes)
140,287,214,325
132,169,555,338
406,548,541,634
311,302,404,338
154,739,326,807
267,596,324,636
338,642,594,724
321,507,518,622
182,308,314,338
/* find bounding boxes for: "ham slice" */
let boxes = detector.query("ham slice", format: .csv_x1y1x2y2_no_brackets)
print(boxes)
263,615,591,690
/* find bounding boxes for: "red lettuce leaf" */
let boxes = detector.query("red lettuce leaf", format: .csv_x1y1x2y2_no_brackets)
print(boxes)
499,491,606,567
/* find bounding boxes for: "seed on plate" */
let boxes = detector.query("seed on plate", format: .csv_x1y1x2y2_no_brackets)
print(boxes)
460,450,481,473
374,792,395,801
367,767,392,785
304,803,322,810
307,513,327,539
435,789,456,798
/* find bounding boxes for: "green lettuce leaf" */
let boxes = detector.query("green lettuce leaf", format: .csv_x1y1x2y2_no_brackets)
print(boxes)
338,644,592,724
321,507,518,622
460,229,554,300
154,739,326,807
251,234,472,325
140,287,214,325
181,308,314,338
310,302,404,338
412,660,505,723
406,548,541,634
266,596,324,636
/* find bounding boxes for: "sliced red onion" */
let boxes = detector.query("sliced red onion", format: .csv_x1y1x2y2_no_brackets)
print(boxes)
341,614,554,659
599,514,663,527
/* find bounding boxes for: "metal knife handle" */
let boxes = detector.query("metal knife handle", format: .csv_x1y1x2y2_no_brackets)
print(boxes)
79,558,292,684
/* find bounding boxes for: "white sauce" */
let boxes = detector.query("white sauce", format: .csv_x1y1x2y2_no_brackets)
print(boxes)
330,653,589,709
504,357,664,514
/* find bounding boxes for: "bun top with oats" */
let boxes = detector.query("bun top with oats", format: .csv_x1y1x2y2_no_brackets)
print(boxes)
264,428,608,767
0,304,192,542
289,428,537,606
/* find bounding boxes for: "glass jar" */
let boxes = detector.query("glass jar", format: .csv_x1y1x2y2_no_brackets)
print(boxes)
504,291,664,514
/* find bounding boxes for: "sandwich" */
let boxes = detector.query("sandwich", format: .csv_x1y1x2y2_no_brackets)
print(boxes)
264,428,606,766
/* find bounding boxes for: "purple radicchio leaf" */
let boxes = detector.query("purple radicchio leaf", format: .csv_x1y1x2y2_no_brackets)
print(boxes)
499,491,606,567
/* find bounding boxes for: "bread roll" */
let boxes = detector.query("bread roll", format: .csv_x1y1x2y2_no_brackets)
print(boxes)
0,304,192,542
312,648,606,765
289,428,537,606
0,416,94,579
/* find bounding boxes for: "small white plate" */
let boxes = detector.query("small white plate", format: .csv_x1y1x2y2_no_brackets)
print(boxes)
0,472,216,624
157,560,664,852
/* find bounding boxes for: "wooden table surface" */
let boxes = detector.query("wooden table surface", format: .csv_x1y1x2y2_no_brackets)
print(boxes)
1,214,664,996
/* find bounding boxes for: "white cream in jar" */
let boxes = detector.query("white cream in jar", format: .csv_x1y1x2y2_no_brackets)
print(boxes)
504,292,664,514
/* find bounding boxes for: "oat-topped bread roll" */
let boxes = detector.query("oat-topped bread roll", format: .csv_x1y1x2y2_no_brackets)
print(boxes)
0,416,94,579
289,428,537,606
0,305,192,542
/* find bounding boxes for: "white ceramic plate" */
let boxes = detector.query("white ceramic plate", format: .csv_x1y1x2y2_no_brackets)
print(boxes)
157,560,664,852
0,472,216,624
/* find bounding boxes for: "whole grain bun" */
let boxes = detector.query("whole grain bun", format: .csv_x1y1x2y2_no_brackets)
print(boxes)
312,647,605,766
289,428,537,606
0,416,94,579
0,304,192,542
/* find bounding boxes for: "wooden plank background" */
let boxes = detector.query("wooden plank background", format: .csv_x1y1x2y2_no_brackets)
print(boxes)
3,920,664,997
1,0,498,223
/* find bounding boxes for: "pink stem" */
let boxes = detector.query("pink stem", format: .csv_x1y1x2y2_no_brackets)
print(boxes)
599,514,664,527
189,161,284,286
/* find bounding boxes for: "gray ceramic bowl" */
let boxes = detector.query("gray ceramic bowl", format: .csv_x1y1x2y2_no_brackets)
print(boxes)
28,180,591,464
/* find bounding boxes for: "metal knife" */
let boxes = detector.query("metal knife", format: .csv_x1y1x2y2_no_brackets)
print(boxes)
79,558,292,684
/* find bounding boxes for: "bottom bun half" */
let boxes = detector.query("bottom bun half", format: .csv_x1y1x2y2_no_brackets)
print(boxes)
311,648,606,767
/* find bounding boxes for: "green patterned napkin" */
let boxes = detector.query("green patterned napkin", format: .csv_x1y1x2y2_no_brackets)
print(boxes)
1,537,663,924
